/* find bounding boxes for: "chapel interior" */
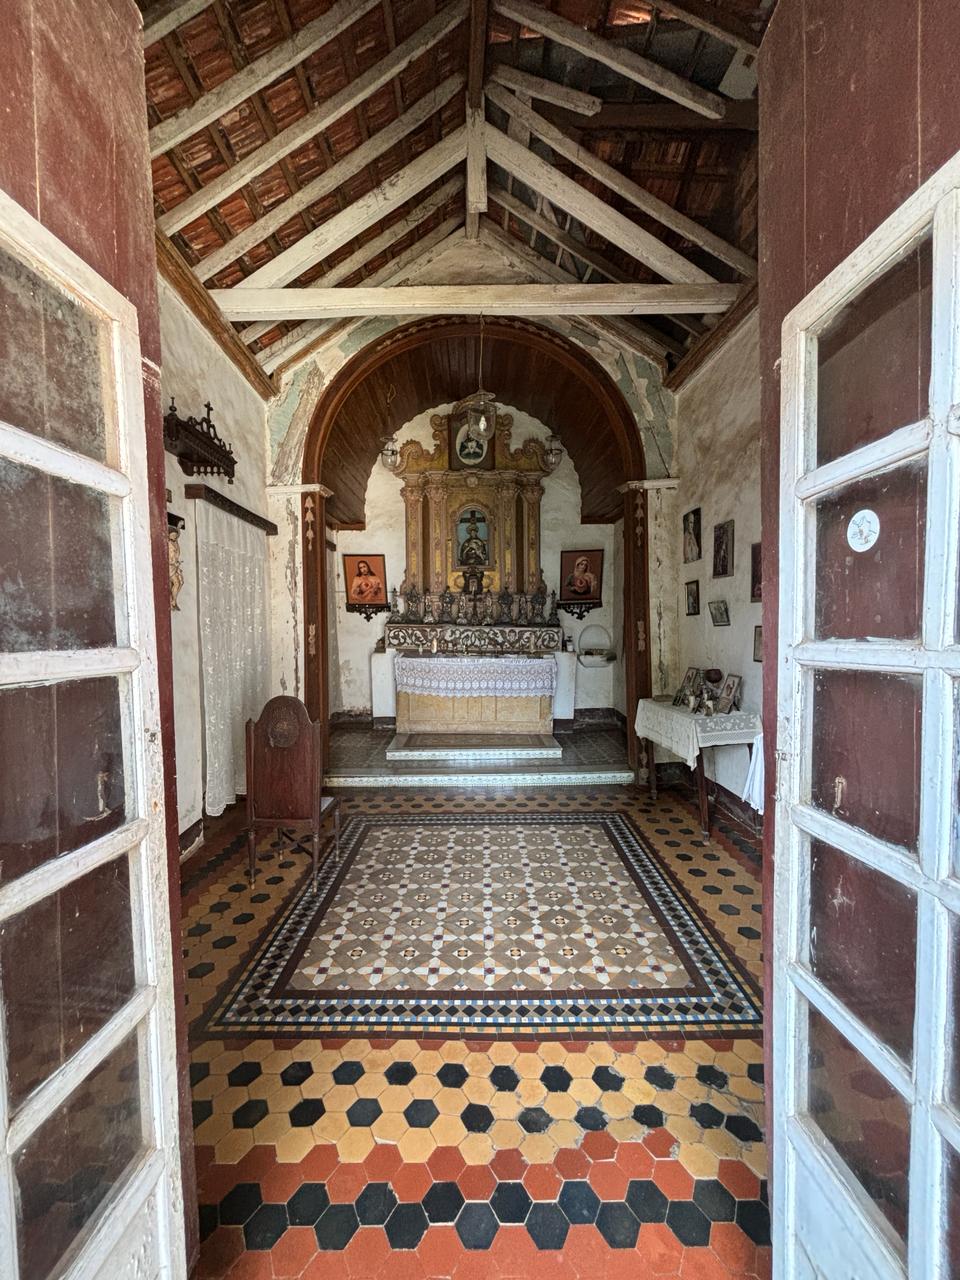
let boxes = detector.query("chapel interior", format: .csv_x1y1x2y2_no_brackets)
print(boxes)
0,0,953,1278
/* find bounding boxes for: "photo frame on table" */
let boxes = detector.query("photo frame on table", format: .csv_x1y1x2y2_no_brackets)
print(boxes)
685,580,700,616
559,548,603,619
716,673,742,714
751,542,762,602
754,625,763,662
344,553,390,621
682,507,702,564
713,520,734,578
672,666,703,707
708,599,730,626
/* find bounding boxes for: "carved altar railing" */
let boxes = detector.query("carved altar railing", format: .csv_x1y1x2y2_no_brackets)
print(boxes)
383,623,562,655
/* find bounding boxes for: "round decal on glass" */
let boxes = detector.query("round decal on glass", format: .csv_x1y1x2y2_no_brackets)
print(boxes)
846,509,880,553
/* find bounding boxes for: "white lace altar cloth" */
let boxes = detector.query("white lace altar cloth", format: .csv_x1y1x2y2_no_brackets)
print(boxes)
634,696,762,769
395,654,558,698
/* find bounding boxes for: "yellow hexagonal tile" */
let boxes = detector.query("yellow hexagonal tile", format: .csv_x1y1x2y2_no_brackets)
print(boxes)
666,1116,703,1145
312,1050,347,1074
489,1091,520,1120
314,1111,351,1142
462,1077,495,1105
274,1128,316,1164
209,1049,245,1076
607,1117,643,1143
585,1042,617,1066
409,1073,442,1100
488,1042,519,1066
342,1038,375,1059
460,1132,495,1165
549,1119,581,1149
398,1128,437,1163
744,1144,768,1178
601,1092,633,1121
543,1092,578,1121
516,1078,547,1107
413,1049,444,1074
733,1037,764,1064
568,1078,601,1107
563,1053,595,1079
321,1084,360,1113
623,1078,656,1106
488,1119,524,1150
439,1041,470,1063
464,1052,492,1077
215,1128,255,1165
658,1089,689,1118
252,1114,292,1145
372,1111,408,1143
300,1073,335,1100
519,1132,557,1164
704,1127,742,1159
435,1088,467,1117
675,1075,707,1102
379,1084,415,1113
363,1050,394,1074
512,1054,543,1080
339,1127,377,1164
535,1043,567,1066
196,1110,232,1144
218,1087,250,1113
430,1114,467,1147
678,1141,721,1178
715,1052,747,1076
615,1055,648,1081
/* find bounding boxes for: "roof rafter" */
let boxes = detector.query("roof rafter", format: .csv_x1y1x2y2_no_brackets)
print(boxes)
156,1,469,234
196,73,466,282
489,63,601,116
655,1,760,57
487,82,756,278
141,0,210,47
492,0,726,119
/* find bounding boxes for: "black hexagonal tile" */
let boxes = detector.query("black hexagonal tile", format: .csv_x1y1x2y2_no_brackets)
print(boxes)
592,1065,624,1092
461,1102,494,1133
385,1060,417,1086
644,1065,676,1090
540,1065,572,1093
190,1061,210,1086
596,1202,640,1249
287,1183,329,1226
355,1182,397,1226
244,1202,288,1250
315,1203,359,1250
346,1098,382,1128
192,1099,213,1128
386,1201,429,1250
219,1182,262,1226
518,1106,552,1134
188,963,214,979
280,1061,313,1087
725,1114,764,1144
632,1104,665,1129
423,1180,465,1224
404,1098,439,1128
696,1064,729,1090
558,1180,600,1225
438,1062,469,1089
690,1102,725,1130
333,1060,365,1086
198,1203,218,1242
736,1198,771,1245
625,1179,668,1223
290,1098,325,1128
747,1062,765,1084
490,1065,520,1092
574,1106,607,1131
211,936,236,950
232,1099,268,1129
490,1182,531,1224
693,1179,736,1223
526,1202,569,1250
456,1202,499,1250
227,1061,262,1088
666,1200,711,1246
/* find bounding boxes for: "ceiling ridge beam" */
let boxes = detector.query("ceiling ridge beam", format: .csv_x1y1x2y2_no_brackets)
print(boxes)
236,126,468,289
492,0,726,120
486,82,756,278
156,1,469,233
654,1,760,57
485,121,713,285
196,73,466,282
212,281,740,320
243,173,465,344
488,63,601,116
149,0,385,156
141,0,210,47
465,94,487,239
261,218,468,374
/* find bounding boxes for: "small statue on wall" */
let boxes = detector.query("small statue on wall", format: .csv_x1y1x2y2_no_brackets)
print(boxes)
457,510,490,567
167,513,185,612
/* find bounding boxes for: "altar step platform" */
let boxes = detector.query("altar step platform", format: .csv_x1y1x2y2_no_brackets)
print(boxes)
325,726,634,789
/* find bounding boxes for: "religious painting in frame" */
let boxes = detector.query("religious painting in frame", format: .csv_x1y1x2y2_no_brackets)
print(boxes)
456,507,492,569
751,542,762,602
449,415,495,471
559,548,603,619
685,580,700,616
713,519,734,578
716,673,742,714
754,625,763,662
683,507,702,563
708,599,730,627
343,553,389,621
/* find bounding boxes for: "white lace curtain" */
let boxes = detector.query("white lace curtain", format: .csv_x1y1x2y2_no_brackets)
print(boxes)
196,500,269,816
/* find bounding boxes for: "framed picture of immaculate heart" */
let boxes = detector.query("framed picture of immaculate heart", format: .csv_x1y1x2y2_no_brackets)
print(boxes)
343,553,389,620
559,548,603,619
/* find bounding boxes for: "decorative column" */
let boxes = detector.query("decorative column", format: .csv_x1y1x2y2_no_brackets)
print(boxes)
400,476,425,592
424,475,448,592
520,476,544,592
496,477,519,590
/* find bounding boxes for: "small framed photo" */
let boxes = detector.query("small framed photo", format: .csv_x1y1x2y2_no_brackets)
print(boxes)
754,624,763,662
716,673,742,714
751,542,762,603
682,507,702,564
672,666,703,707
708,599,730,627
343,553,389,620
713,519,734,578
559,548,604,619
685,580,700,616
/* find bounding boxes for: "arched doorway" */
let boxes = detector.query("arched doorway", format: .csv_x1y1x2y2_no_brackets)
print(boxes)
300,316,653,769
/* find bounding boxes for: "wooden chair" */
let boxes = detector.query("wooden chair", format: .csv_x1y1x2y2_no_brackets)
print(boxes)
245,696,340,890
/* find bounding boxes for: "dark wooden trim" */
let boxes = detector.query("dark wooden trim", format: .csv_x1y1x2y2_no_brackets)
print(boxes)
663,283,758,391
525,98,759,136
183,483,279,534
155,230,277,402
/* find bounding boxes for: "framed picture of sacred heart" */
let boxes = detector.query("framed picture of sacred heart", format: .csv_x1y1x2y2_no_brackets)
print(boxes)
343,553,389,621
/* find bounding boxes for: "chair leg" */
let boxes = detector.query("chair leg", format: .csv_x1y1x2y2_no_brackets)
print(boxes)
311,831,320,892
247,828,256,883
335,807,341,864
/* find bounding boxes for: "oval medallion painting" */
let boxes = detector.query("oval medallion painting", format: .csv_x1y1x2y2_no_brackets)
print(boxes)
455,420,488,466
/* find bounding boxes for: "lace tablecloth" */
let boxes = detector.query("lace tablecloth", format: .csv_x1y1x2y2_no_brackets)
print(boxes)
395,654,558,698
634,697,762,769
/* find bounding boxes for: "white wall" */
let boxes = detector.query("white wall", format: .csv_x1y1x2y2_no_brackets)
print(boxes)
328,404,623,718
160,282,270,835
674,313,761,796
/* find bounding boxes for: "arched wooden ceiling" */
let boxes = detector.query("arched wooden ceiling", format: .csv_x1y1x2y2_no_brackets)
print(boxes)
303,316,645,526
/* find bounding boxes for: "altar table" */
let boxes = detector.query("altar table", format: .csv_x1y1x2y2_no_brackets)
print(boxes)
634,696,762,833
394,654,558,735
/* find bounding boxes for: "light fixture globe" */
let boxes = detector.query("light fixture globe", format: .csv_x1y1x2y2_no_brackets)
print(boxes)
544,433,563,472
466,390,497,440
379,435,400,471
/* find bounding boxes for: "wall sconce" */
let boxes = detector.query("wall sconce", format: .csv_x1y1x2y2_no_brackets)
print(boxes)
380,435,400,471
544,434,564,472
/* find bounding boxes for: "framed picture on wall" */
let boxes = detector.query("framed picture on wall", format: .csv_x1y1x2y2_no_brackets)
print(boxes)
685,580,700,616
713,520,734,578
708,599,730,626
751,542,762,602
716,673,742,713
343,553,390,621
559,549,603,619
754,625,763,662
682,508,702,563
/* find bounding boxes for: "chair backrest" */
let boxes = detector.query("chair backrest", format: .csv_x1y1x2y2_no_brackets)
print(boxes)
246,696,321,823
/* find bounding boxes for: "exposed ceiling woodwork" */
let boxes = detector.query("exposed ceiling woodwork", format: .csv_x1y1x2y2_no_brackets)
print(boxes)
310,317,648,526
139,0,767,375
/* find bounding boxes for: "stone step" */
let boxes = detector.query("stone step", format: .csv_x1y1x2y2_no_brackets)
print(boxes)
384,732,564,762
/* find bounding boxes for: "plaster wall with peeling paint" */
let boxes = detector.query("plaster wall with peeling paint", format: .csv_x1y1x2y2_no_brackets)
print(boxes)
160,282,271,835
674,312,762,798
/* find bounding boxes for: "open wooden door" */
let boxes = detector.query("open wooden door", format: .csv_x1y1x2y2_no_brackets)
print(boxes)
0,189,186,1277
774,150,960,1277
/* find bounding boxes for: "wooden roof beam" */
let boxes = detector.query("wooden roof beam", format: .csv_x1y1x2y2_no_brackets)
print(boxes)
467,0,489,109
654,1,760,57
533,99,758,134
487,82,756,278
213,282,740,321
492,0,726,119
489,184,631,283
488,63,601,116
141,0,210,47
236,127,468,289
485,122,713,284
196,74,466,282
466,96,487,239
156,1,468,232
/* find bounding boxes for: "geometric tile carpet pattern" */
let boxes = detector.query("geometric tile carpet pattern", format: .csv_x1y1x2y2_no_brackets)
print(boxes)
183,785,770,1278
201,812,761,1038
